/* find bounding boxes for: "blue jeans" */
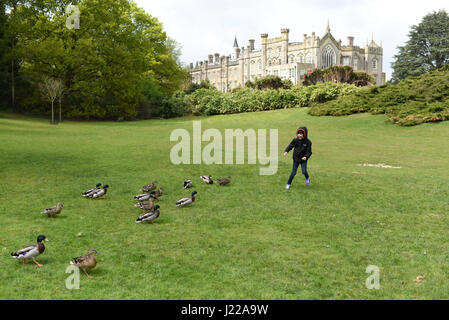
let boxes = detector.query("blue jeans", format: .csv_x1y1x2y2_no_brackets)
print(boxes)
288,160,309,185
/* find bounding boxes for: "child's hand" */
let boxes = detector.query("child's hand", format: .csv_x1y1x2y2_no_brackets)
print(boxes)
284,152,288,157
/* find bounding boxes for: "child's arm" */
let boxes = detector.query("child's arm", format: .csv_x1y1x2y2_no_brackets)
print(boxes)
284,139,296,156
304,141,312,159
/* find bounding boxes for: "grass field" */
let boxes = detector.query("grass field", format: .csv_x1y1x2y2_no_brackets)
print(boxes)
1,108,449,300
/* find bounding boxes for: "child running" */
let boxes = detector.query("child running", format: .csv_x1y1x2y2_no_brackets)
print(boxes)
283,127,312,189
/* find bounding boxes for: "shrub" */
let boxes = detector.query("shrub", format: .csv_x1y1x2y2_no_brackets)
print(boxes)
303,65,375,86
309,64,449,126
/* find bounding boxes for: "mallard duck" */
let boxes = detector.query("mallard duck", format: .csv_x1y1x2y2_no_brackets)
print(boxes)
11,235,47,267
135,198,154,211
184,180,193,189
151,187,163,200
200,175,213,184
82,183,102,197
176,191,197,207
70,249,99,278
41,202,63,217
134,190,156,202
217,176,232,186
142,181,158,192
88,185,109,199
136,205,160,224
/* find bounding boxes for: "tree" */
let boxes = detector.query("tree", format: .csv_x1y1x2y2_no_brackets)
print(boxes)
392,10,449,82
4,0,188,120
40,77,64,124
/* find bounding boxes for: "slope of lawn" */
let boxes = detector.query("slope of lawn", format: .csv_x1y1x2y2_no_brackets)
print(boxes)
309,65,449,126
0,109,449,300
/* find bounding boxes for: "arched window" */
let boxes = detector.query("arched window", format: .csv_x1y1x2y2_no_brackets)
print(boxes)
289,55,294,64
372,58,378,69
298,54,304,63
306,53,312,64
268,60,272,67
321,45,336,68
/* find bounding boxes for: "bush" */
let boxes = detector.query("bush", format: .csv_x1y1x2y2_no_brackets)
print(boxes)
309,64,449,126
181,82,357,116
304,65,376,86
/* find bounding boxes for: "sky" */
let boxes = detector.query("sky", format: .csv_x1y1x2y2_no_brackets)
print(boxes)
135,0,449,81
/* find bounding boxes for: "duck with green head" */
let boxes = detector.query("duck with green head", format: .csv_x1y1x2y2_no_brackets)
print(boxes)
176,191,197,207
11,235,48,267
82,183,102,197
134,190,156,202
89,185,109,199
136,205,160,224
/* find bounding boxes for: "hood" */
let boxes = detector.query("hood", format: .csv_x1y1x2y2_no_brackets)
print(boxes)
297,126,308,139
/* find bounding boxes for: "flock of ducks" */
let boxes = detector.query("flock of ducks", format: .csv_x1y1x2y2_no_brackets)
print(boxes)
11,175,232,276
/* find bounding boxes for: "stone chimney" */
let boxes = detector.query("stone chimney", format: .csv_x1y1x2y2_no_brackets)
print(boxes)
347,36,354,47
249,39,255,51
189,63,194,69
235,47,241,59
214,53,220,64
208,55,214,64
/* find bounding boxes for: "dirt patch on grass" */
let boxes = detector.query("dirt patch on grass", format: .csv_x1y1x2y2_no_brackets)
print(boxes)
358,163,402,169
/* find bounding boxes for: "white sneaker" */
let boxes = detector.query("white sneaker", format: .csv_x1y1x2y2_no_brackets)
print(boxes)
286,184,291,190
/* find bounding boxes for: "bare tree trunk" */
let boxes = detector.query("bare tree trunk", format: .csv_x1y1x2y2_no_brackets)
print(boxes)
51,100,54,124
11,59,14,109
59,99,61,123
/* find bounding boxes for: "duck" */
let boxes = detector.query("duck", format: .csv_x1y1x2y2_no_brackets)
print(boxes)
217,176,232,186
142,181,158,193
135,198,154,211
70,249,99,278
41,202,63,217
88,185,109,199
82,183,102,197
184,180,193,189
176,191,197,207
151,187,163,200
11,235,47,267
134,190,156,202
136,205,160,224
200,175,213,184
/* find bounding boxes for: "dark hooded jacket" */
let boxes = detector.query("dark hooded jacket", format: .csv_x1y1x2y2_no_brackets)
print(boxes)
285,126,312,163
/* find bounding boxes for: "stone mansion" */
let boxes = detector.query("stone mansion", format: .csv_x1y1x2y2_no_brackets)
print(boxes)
189,24,385,92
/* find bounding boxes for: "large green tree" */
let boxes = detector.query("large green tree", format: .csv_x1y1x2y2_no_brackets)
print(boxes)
392,10,449,82
2,0,187,119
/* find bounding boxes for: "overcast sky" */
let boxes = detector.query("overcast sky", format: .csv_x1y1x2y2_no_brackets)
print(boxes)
135,0,449,81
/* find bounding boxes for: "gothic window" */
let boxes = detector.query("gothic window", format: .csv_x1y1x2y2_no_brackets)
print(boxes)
353,58,358,70
298,54,304,63
321,45,336,68
306,53,312,64
268,60,272,67
289,55,294,64
372,59,378,69
342,56,350,66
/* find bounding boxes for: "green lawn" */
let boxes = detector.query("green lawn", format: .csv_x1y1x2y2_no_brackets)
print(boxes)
1,109,449,300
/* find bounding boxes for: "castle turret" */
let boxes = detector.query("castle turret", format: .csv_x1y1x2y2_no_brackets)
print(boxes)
261,33,268,76
249,39,255,51
281,28,289,64
347,36,354,47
